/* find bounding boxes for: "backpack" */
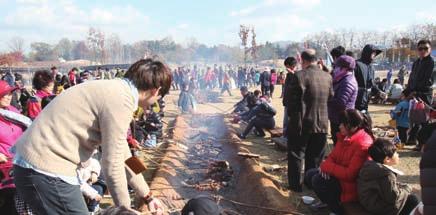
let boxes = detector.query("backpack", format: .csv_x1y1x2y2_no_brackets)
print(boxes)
409,99,430,124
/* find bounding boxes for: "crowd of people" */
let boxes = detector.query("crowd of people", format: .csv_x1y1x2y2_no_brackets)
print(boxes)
229,39,435,215
0,39,434,215
0,59,171,214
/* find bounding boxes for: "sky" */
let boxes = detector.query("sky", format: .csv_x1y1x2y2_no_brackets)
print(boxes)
0,0,435,52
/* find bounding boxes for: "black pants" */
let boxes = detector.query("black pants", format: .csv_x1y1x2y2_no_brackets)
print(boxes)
270,84,275,97
261,85,270,96
0,188,18,215
399,194,420,215
397,126,408,144
287,133,327,192
14,165,88,215
330,122,340,146
408,123,424,145
305,169,344,215
242,117,275,137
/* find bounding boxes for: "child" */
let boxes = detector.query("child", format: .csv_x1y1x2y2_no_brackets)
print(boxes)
77,152,107,214
178,83,197,113
390,89,413,148
358,138,419,215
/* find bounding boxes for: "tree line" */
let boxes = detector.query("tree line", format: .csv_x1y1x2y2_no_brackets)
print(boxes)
1,23,435,66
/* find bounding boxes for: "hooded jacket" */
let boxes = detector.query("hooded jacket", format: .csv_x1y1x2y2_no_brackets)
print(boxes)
354,44,382,111
357,160,411,215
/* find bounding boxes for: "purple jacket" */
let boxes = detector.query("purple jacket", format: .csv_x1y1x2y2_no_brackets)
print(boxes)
328,73,358,124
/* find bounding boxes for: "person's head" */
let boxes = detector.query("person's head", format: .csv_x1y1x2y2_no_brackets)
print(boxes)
368,138,399,166
361,44,382,64
271,69,276,74
345,50,354,58
401,88,413,100
55,74,62,83
32,70,54,92
181,196,222,215
338,109,373,138
330,46,345,61
240,86,248,96
301,49,317,69
335,55,356,71
61,75,69,85
51,66,57,74
417,39,432,59
124,59,172,109
41,95,56,109
381,78,388,83
0,80,17,108
253,89,261,98
72,67,78,72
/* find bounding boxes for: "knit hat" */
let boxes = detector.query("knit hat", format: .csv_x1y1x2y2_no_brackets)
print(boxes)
335,55,356,70
181,196,222,215
0,80,18,98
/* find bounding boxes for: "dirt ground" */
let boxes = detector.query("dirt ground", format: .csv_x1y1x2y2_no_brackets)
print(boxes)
161,82,422,214
101,75,423,214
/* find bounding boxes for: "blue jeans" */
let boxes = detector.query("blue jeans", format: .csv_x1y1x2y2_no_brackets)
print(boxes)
87,182,107,212
13,165,88,215
305,168,344,215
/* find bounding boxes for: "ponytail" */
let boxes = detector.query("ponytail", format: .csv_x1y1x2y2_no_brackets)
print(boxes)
361,112,374,139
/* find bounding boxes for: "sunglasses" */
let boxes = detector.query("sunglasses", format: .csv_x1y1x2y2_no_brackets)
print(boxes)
418,46,429,51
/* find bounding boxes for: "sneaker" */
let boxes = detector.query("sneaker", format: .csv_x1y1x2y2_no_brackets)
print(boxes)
237,133,246,139
311,202,328,209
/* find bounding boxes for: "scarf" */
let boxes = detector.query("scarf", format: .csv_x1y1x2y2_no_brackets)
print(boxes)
0,107,32,128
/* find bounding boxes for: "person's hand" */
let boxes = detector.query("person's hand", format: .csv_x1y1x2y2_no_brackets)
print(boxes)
94,194,102,201
147,197,164,215
90,172,98,184
0,153,8,163
319,169,330,180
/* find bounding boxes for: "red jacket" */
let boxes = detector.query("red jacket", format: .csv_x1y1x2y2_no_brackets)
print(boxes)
320,129,373,202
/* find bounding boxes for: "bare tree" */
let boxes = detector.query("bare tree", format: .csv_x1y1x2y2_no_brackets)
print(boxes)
239,25,250,67
8,36,25,54
250,27,258,64
87,27,105,64
106,33,123,63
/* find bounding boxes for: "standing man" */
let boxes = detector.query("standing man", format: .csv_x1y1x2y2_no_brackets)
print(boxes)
397,65,408,86
282,57,298,138
13,59,171,214
287,49,333,192
354,44,382,113
260,67,271,96
407,39,434,106
406,39,434,149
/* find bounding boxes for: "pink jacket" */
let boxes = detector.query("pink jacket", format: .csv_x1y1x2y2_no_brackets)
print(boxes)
0,106,24,158
271,73,277,85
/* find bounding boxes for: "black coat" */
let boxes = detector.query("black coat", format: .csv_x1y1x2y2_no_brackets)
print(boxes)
282,71,296,107
407,55,435,105
420,130,436,215
354,44,382,111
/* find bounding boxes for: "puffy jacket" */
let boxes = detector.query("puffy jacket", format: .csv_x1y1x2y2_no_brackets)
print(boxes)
270,73,277,85
0,106,24,158
358,160,411,215
420,130,436,215
320,129,373,202
328,72,358,124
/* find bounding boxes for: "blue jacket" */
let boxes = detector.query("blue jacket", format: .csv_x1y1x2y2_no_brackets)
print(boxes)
390,100,409,128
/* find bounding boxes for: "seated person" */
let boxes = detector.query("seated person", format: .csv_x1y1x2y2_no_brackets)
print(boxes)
232,86,257,114
238,97,276,139
387,79,404,103
77,152,107,214
358,138,419,215
305,109,373,215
